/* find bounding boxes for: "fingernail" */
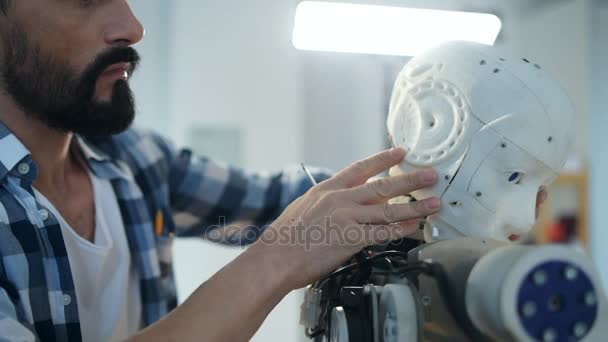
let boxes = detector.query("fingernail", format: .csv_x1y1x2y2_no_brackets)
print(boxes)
425,198,441,210
418,170,437,184
390,147,405,158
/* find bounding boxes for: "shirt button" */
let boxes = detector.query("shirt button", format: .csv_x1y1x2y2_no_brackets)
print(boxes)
39,209,49,221
62,294,72,306
17,163,30,175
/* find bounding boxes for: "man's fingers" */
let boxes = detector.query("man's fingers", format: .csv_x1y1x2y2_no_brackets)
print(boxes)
346,198,440,224
347,170,438,203
328,148,406,189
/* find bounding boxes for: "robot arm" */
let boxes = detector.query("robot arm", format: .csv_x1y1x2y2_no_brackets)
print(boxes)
465,243,606,341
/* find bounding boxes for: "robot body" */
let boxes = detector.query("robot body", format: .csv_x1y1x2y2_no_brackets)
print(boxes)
303,239,608,341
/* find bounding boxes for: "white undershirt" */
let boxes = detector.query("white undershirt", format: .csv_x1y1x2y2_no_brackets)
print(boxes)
35,172,142,342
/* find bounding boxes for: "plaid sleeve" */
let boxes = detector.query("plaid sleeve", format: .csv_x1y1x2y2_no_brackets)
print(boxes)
0,287,37,342
151,134,333,244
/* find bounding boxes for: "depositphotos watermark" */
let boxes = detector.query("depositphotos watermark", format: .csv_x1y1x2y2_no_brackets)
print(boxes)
202,217,411,250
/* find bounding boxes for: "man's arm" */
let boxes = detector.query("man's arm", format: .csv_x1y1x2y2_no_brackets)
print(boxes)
150,133,330,244
129,243,291,342
129,148,441,341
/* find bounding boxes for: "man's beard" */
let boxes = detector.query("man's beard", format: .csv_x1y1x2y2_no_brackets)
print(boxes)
0,25,141,137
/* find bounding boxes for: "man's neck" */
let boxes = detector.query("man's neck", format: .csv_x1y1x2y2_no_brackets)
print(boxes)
0,92,80,191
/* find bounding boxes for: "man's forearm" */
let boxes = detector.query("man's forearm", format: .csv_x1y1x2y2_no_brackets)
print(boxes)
129,244,292,342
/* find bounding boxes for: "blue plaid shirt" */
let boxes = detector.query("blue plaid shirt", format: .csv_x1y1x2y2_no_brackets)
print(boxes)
0,123,328,341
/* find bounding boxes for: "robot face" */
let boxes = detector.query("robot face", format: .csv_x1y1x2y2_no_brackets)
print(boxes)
387,41,574,241
457,135,558,239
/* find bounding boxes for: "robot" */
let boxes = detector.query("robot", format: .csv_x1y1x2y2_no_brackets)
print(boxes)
300,41,608,342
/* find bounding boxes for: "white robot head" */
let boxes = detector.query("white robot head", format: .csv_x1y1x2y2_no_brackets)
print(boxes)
387,41,575,242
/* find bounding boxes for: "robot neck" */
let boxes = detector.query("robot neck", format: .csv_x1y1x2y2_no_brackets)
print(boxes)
423,215,467,242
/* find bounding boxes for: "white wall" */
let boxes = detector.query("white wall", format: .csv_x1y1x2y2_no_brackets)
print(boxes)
299,52,405,171
162,1,306,341
167,0,303,170
129,0,171,131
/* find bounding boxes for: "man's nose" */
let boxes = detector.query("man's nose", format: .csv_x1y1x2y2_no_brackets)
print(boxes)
103,1,145,46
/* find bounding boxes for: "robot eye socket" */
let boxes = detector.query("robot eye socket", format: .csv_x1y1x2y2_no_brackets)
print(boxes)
508,172,524,184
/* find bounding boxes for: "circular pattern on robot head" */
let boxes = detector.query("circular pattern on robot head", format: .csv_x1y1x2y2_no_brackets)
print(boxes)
389,79,470,167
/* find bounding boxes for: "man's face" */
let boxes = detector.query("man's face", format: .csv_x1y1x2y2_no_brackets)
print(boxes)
0,0,144,136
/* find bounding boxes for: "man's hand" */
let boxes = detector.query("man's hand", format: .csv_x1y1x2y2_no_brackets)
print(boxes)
250,147,440,290
131,148,439,342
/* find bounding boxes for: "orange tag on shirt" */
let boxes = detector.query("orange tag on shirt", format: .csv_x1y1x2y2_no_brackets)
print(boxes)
155,210,163,236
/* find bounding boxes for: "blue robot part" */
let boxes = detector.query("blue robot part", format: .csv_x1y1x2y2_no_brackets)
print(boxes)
517,261,598,342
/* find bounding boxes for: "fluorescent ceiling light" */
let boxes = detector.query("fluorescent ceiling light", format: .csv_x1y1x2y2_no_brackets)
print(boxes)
292,1,502,56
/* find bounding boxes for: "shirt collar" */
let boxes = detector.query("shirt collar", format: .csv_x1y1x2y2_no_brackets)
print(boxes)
74,135,111,162
76,135,135,182
0,122,115,182
0,123,34,181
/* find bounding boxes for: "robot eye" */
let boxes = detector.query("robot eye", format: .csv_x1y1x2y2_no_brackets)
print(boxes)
508,172,523,184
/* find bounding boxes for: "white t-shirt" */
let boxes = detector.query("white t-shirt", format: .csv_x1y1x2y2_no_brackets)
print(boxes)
35,172,142,342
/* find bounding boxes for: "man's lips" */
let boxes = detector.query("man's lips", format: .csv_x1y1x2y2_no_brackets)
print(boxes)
100,62,131,80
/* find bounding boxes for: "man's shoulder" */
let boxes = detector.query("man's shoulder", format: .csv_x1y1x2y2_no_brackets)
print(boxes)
109,127,167,150
86,127,175,165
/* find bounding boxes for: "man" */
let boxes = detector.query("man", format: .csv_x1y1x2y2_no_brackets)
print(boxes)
0,1,441,341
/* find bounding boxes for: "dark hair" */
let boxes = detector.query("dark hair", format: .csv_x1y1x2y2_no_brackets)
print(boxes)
0,0,11,14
